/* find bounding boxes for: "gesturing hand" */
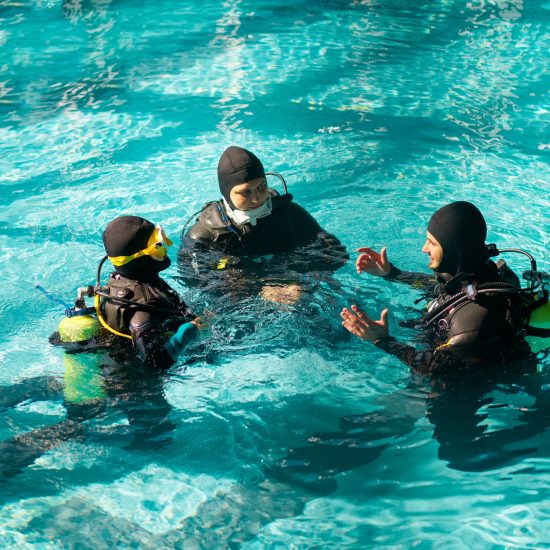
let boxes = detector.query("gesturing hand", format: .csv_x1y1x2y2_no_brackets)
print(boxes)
340,305,389,342
355,246,391,277
191,316,208,331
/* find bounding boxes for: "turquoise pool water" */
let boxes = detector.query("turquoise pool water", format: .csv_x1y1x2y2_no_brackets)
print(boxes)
1,0,549,547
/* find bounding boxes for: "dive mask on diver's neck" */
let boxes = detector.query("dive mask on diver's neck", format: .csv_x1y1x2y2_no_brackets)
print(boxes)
108,224,173,266
223,195,273,226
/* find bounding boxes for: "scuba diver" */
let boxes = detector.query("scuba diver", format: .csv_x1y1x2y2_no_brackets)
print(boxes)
341,201,550,376
265,201,549,503
255,200,550,504
52,215,204,368
178,145,349,304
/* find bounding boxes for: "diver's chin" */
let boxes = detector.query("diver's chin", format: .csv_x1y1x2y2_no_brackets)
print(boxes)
157,256,171,271
428,258,442,271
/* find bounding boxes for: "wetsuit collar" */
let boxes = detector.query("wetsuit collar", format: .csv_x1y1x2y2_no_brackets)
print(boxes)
222,196,273,226
112,270,165,286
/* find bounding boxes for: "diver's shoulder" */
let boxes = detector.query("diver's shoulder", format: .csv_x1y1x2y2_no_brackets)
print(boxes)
187,201,230,239
285,198,323,229
287,199,311,214
271,191,294,209
279,195,315,215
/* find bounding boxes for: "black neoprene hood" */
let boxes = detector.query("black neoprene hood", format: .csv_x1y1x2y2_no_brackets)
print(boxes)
102,215,170,280
218,146,265,208
103,215,155,257
427,201,487,275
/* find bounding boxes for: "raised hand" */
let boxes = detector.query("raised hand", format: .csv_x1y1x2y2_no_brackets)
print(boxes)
355,246,390,277
191,316,209,331
340,305,389,342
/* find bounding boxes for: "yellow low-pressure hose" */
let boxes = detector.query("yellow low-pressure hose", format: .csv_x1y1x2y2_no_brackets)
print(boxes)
94,294,132,340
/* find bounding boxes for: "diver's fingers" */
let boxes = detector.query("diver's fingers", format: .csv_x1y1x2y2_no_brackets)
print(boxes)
191,316,208,330
356,250,377,273
341,308,363,327
356,246,377,254
379,308,389,327
340,307,357,322
357,251,374,259
351,305,373,324
341,308,368,339
376,247,391,276
380,247,388,264
356,255,370,273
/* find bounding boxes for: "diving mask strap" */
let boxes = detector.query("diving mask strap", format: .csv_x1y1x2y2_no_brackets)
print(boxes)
108,224,173,267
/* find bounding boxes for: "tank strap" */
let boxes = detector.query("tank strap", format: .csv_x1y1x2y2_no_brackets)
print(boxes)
99,275,186,317
214,202,244,241
423,282,532,327
96,289,181,316
527,326,550,337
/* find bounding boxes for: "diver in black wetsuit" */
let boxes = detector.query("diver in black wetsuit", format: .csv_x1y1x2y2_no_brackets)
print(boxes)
341,201,533,376
97,215,203,369
178,146,348,304
267,203,544,494
50,215,203,368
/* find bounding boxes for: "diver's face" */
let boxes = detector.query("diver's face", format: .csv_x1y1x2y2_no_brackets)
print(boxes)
422,231,444,270
229,177,269,211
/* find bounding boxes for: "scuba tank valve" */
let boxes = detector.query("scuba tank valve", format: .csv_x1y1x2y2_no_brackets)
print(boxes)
58,286,100,343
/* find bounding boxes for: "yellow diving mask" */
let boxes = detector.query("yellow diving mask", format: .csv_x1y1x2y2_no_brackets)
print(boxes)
108,224,173,267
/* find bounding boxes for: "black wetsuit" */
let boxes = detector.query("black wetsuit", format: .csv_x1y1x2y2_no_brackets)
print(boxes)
375,261,530,377
178,193,349,289
50,273,196,371
101,273,196,370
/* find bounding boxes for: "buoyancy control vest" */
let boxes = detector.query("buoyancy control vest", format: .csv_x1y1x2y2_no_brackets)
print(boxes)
102,273,191,335
421,259,549,353
185,193,322,255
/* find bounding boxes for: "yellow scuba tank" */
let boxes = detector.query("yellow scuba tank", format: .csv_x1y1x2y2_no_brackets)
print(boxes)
521,265,550,354
56,287,105,405
491,253,550,354
526,298,550,354
58,314,99,343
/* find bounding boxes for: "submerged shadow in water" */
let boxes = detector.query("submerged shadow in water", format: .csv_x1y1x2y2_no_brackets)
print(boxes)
426,363,550,472
167,356,550,547
0,353,177,495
